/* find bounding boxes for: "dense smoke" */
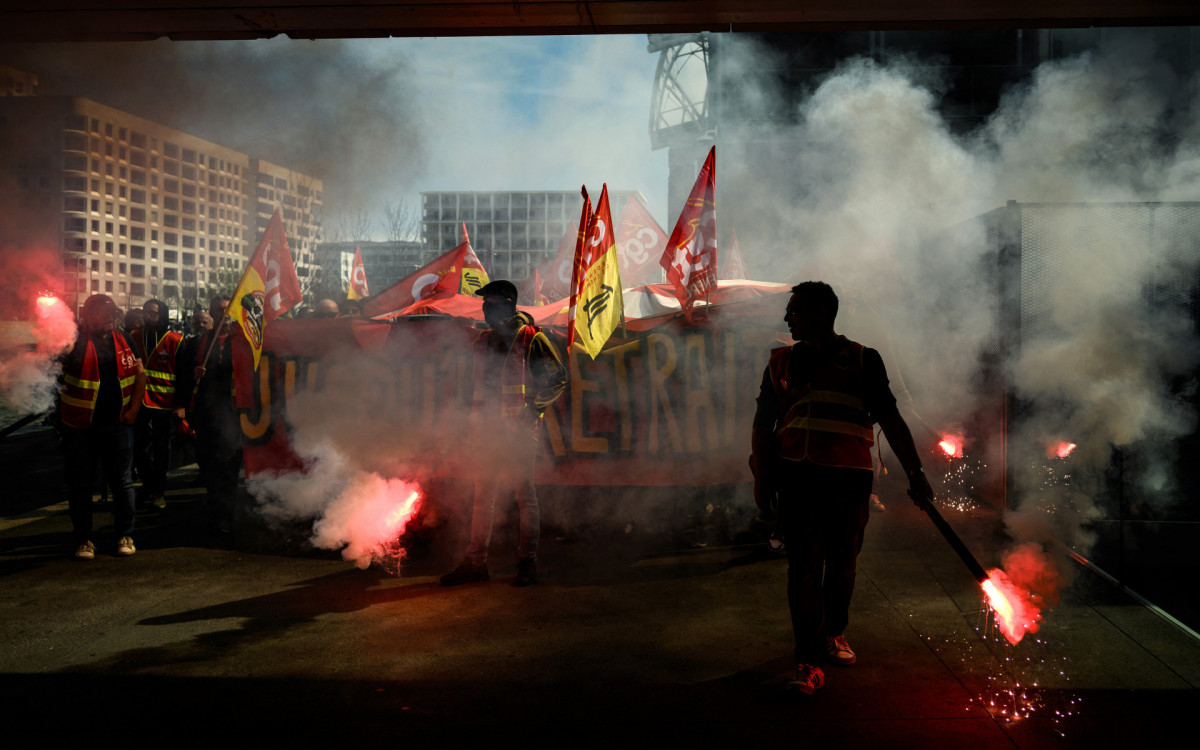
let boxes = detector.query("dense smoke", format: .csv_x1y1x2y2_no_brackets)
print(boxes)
0,38,428,219
0,246,76,420
721,33,1199,606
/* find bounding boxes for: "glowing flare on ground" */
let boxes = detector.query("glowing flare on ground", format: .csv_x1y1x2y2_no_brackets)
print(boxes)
939,434,963,458
1051,441,1076,459
311,475,423,569
982,568,1042,645
36,294,60,308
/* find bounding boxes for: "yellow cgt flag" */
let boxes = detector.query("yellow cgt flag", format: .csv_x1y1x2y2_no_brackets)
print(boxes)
573,184,623,360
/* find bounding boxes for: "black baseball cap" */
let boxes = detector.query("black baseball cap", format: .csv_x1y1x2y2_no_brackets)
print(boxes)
476,279,518,303
82,294,116,311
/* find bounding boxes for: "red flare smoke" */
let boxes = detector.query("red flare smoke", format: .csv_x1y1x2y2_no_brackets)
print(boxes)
939,434,963,458
1050,441,1076,459
982,568,1042,645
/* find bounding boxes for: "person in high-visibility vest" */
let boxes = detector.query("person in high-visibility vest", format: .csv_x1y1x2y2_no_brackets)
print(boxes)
440,280,567,588
130,298,184,510
58,294,147,560
751,281,933,696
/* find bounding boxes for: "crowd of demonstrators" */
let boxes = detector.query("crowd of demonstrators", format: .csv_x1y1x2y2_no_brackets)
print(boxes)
128,299,184,511
175,296,242,535
750,281,933,695
57,295,146,560
440,280,568,588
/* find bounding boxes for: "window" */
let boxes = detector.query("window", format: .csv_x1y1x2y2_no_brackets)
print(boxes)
131,264,145,277
163,250,177,263
105,261,113,272
181,235,195,249
163,268,177,281
130,189,145,204
130,207,145,222
105,281,113,292
182,165,195,181
65,217,87,232
164,178,179,194
164,232,178,246
164,142,179,158
163,214,178,229
130,227,145,241
131,246,145,259
182,252,195,266
181,218,195,232
163,197,178,211
119,263,126,273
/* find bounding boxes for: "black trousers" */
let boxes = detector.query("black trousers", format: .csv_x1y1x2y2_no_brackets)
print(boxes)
776,462,873,664
134,408,174,498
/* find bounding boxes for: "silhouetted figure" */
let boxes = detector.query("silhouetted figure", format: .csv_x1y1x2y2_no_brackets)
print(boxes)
751,281,932,694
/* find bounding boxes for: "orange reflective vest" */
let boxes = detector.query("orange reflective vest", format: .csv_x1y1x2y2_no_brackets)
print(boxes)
472,324,541,433
132,328,183,410
59,332,139,429
767,339,875,471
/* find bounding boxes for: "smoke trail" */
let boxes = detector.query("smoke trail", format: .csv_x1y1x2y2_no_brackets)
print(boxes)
719,33,1199,608
0,246,77,420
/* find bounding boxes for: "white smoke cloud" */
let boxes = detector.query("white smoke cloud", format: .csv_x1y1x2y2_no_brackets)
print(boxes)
717,33,1199,606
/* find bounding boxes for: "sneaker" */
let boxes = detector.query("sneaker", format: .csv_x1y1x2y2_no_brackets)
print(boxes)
826,634,856,665
150,493,166,510
513,557,538,587
439,559,489,586
870,493,886,512
74,541,96,560
116,536,136,557
787,663,825,695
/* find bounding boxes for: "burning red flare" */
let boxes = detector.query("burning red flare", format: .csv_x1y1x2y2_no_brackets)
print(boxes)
939,434,963,459
982,568,1042,645
36,294,60,308
1050,441,1076,459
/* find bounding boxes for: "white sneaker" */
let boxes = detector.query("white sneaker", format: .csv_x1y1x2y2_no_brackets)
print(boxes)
74,541,96,560
116,536,136,557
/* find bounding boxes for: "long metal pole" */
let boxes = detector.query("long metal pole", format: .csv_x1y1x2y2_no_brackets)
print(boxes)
908,490,990,584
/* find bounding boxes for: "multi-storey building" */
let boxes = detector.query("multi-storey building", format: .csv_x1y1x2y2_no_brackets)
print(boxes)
0,95,322,317
421,189,637,283
319,240,426,294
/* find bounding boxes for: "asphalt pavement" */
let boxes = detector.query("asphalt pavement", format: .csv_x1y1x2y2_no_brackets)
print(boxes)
1,422,1197,748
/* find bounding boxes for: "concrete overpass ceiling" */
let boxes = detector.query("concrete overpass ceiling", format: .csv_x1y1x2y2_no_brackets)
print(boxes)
2,1,1199,43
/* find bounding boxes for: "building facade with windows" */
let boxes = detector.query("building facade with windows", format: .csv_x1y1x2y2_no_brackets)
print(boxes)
0,95,322,317
421,189,636,283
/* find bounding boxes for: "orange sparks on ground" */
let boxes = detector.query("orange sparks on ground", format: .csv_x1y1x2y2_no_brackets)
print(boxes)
982,568,1042,645
36,294,60,308
939,434,963,458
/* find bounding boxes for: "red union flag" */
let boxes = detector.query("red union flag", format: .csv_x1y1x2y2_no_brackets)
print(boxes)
528,223,577,303
229,207,302,369
348,245,369,300
615,194,668,287
660,146,717,321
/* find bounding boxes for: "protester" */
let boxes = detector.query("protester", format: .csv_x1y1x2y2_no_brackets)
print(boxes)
129,299,184,510
750,281,933,694
176,296,240,534
440,280,568,587
58,294,146,559
315,299,340,318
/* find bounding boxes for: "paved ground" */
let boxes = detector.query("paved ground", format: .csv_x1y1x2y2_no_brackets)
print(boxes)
1,423,1197,747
